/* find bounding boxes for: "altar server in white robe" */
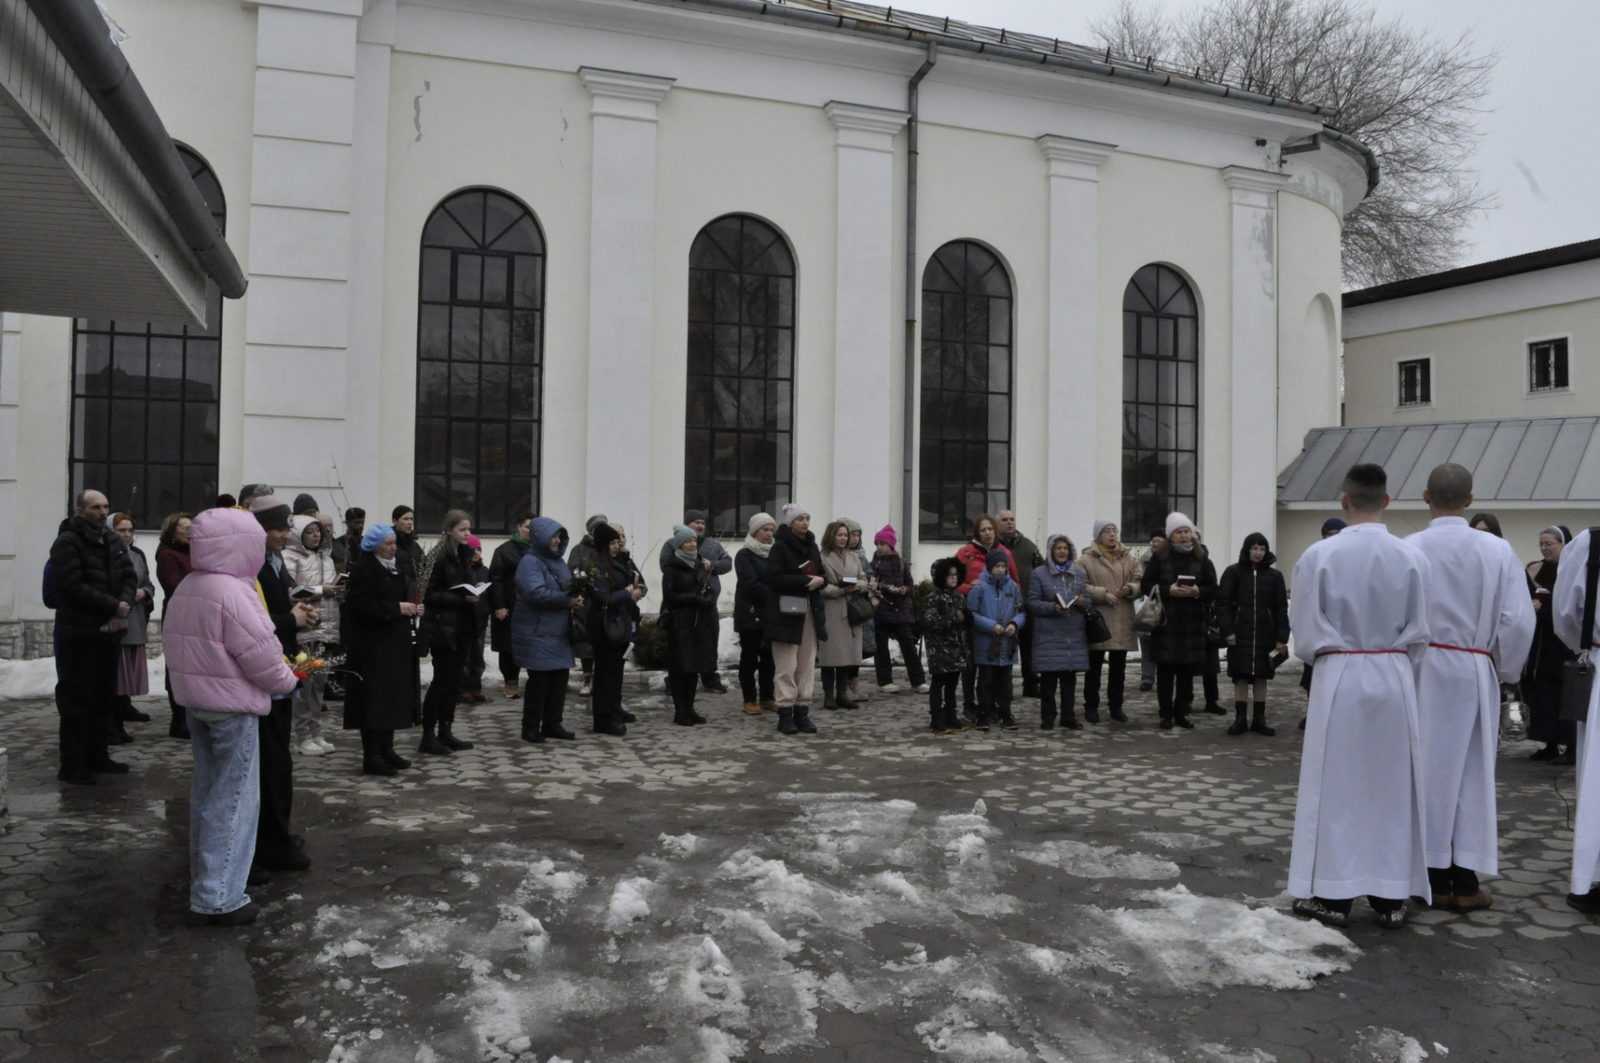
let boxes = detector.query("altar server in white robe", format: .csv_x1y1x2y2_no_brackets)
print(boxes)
1289,462,1432,929
1553,526,1600,914
1406,464,1534,912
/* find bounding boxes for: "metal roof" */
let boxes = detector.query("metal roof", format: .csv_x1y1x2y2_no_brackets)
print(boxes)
1344,238,1600,309
1278,418,1600,505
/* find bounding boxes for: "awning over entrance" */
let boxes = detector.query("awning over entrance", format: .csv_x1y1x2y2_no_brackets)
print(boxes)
0,0,240,325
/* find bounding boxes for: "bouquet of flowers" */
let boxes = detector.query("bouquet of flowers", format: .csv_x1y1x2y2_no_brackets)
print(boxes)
288,650,329,681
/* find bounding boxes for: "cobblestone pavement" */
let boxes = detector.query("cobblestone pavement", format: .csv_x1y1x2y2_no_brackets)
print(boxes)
1,673,1597,1062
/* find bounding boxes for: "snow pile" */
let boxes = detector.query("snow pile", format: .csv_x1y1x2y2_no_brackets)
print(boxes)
1196,1045,1278,1062
1136,831,1223,852
697,1026,748,1063
659,832,701,858
914,1005,1030,1062
515,856,588,903
1352,1027,1431,1062
493,905,549,960
605,877,654,930
1100,886,1359,990
1017,840,1180,880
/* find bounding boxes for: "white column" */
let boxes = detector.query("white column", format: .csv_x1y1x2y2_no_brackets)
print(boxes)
0,314,19,622
242,1,360,502
1038,136,1116,543
579,68,674,541
1221,165,1289,548
824,101,907,530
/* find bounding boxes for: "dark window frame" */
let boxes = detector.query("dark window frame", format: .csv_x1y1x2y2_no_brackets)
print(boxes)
1528,337,1570,393
683,213,796,538
917,240,1015,542
69,145,224,529
415,187,545,534
1397,357,1432,408
1119,263,1200,539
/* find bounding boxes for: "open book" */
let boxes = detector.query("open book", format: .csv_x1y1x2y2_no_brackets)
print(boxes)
452,582,492,597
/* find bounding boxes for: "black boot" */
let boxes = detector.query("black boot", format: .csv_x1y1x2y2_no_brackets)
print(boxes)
1108,703,1127,723
381,731,412,768
440,706,474,750
1227,701,1249,736
362,730,396,776
1083,705,1101,724
169,704,190,740
1250,702,1276,736
778,706,798,735
1040,710,1056,730
418,713,451,755
793,704,817,734
1061,704,1081,730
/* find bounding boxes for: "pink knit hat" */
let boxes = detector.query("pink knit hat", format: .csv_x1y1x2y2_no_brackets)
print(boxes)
466,534,483,551
873,524,897,548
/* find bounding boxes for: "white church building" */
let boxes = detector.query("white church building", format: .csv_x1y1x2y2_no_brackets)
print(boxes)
0,0,1372,652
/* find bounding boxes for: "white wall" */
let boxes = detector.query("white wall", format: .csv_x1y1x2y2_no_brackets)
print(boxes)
1276,191,1343,465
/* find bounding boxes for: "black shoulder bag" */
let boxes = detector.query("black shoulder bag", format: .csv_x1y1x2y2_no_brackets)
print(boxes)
1560,528,1600,723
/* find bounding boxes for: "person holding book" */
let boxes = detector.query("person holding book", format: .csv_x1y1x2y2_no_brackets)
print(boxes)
1078,519,1140,723
818,520,868,710
416,510,480,755
1026,534,1090,730
1217,532,1291,737
870,524,926,694
1140,512,1218,730
764,504,827,736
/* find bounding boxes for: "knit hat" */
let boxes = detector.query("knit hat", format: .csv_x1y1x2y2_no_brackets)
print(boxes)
985,548,1010,572
593,522,622,551
361,522,395,552
392,504,414,522
748,512,777,535
238,483,268,506
586,513,609,533
345,506,365,522
1092,519,1116,543
683,509,708,526
1164,512,1194,539
466,534,483,552
671,525,698,551
1320,516,1347,537
249,493,292,532
780,503,809,526
873,524,897,548
292,493,319,516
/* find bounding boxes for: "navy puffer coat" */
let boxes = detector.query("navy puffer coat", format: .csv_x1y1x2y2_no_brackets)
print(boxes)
511,517,575,672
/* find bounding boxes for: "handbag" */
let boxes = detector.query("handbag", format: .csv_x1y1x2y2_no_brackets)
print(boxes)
1205,607,1227,648
1560,527,1600,722
1133,593,1164,632
603,605,634,645
1083,604,1112,646
846,591,874,628
778,594,809,615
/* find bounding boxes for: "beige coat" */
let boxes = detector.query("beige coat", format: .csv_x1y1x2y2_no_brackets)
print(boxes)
1078,542,1142,651
818,549,866,667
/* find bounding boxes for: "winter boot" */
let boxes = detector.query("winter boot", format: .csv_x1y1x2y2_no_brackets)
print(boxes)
1061,704,1081,730
1250,702,1276,736
362,731,396,776
381,731,412,769
778,706,799,735
418,713,451,755
794,704,818,734
1227,701,1249,736
169,705,190,740
1083,705,1101,724
439,709,475,751
1040,708,1056,731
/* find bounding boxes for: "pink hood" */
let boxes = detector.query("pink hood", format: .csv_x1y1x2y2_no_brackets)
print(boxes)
164,508,298,714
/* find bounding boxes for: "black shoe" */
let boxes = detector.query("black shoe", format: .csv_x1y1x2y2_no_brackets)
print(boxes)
1250,719,1277,737
1567,888,1600,915
523,729,545,744
109,726,134,745
1138,680,1154,692
1530,745,1560,761
418,735,452,755
1292,897,1349,928
382,748,412,769
1083,708,1101,723
794,705,817,734
1109,708,1128,723
975,718,991,732
91,758,130,774
620,710,639,723
594,722,627,736
1174,715,1195,729
188,902,259,927
778,707,798,735
247,867,272,887
1040,716,1056,731
363,758,398,776
122,707,153,722
440,732,475,751
1227,706,1249,736
254,849,311,873
702,678,729,694
1375,906,1409,930
1159,718,1174,731
1203,703,1228,716
1061,715,1082,731
1000,715,1019,730
541,724,573,740
57,769,96,785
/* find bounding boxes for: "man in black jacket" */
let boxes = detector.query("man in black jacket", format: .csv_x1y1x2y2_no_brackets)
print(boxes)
251,494,317,871
50,489,137,783
997,511,1047,698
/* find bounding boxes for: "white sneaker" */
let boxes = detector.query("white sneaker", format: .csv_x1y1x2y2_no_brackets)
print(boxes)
879,683,902,694
913,684,931,694
314,737,336,753
298,738,327,756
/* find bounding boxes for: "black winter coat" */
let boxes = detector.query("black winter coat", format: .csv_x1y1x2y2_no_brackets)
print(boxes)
588,552,645,649
342,552,420,731
488,538,531,653
257,553,299,657
920,559,969,674
661,555,719,673
734,547,771,634
422,544,478,654
998,532,1046,603
49,516,137,639
1140,547,1218,666
762,525,827,645
1524,560,1573,684
871,554,916,626
1218,554,1289,681
396,532,424,584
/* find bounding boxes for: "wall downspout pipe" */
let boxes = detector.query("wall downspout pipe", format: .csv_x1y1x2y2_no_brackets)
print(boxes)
25,0,248,300
902,40,936,568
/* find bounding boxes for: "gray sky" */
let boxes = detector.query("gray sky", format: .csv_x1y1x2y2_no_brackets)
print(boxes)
908,0,1600,270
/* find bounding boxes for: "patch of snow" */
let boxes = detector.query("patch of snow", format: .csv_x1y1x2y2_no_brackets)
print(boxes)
1136,831,1223,851
1196,1044,1278,1062
871,870,923,905
1098,886,1359,990
606,876,654,930
1352,1027,1430,1062
659,832,701,857
317,938,372,964
697,1025,748,1063
915,1005,1029,1062
1017,840,1180,880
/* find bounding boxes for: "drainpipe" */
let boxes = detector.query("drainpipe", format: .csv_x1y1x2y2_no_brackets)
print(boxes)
902,41,936,568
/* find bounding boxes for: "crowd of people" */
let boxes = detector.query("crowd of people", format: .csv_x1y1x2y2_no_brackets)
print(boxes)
41,474,1599,928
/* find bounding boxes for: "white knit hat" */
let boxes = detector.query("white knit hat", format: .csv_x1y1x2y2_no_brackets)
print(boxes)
780,503,809,526
1164,512,1195,539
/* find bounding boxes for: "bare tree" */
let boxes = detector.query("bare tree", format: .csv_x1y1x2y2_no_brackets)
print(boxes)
1089,0,1494,285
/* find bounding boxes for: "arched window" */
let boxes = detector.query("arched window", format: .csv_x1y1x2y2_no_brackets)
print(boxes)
69,145,223,526
919,240,1012,540
684,214,795,537
1120,264,1199,538
416,188,544,534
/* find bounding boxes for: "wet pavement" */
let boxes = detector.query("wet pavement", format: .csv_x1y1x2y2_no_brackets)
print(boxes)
0,672,1597,1062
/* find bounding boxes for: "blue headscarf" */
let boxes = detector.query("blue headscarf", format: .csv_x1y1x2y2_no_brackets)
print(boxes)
361,522,395,553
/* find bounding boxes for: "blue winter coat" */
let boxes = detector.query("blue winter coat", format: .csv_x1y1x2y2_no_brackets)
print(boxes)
511,516,575,672
967,570,1026,667
1028,563,1090,672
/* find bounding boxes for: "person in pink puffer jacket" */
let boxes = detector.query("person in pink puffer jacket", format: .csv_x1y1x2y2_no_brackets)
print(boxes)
165,508,299,926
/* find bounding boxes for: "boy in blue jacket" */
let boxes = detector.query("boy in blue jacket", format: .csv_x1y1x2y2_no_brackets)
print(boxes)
967,550,1026,731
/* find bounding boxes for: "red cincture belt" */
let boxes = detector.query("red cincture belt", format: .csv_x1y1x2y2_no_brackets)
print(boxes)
1315,648,1408,658
1427,642,1493,658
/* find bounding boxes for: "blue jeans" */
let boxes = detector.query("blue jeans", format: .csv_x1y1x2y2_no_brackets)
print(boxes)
189,712,261,915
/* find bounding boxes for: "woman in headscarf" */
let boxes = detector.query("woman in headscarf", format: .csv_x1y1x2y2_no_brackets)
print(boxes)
734,513,778,714
1217,532,1290,737
416,510,480,755
155,511,195,739
764,504,826,736
587,522,645,735
1078,519,1140,723
342,523,421,775
818,520,868,710
661,524,718,725
1524,525,1576,764
109,513,155,740
1139,512,1218,730
513,516,579,743
1026,534,1089,730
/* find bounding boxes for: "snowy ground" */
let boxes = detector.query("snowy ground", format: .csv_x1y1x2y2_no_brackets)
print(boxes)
0,672,1594,1061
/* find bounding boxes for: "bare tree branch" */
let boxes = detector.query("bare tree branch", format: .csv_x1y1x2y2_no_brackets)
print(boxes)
1088,0,1495,285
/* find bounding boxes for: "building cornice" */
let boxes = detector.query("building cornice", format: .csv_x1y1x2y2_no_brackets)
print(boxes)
1220,164,1289,208
824,100,908,152
1037,135,1117,181
579,67,675,121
